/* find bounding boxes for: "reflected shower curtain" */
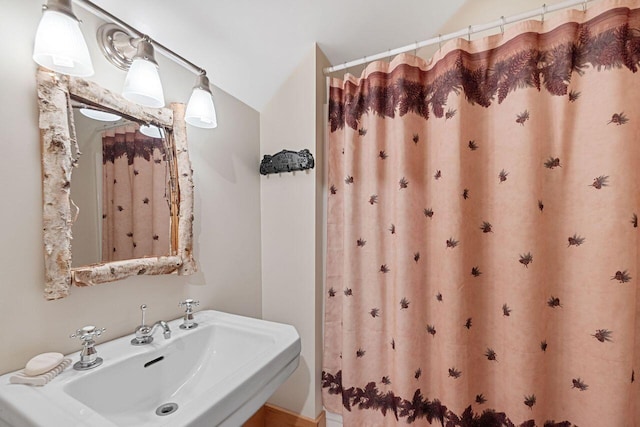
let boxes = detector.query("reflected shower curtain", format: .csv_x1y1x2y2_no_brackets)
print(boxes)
101,125,171,262
323,1,640,425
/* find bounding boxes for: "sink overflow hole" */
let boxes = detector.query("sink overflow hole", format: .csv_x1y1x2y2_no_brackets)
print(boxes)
144,356,164,368
156,402,178,416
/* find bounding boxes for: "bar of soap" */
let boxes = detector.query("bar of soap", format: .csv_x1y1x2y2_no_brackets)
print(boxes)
24,352,64,376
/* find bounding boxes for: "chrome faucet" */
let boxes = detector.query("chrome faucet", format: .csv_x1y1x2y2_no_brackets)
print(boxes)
179,299,200,329
70,325,106,370
131,304,172,346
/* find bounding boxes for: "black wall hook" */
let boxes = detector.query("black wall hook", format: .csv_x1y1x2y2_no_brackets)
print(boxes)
260,149,315,175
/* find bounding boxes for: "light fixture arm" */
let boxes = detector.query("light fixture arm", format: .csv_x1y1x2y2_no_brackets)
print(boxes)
73,0,205,76
64,0,217,128
193,72,212,94
43,0,77,20
133,37,158,67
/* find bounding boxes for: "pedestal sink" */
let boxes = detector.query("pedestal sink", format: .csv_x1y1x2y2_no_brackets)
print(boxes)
0,310,300,427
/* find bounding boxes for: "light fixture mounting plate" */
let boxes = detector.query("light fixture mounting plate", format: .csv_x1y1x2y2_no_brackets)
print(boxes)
97,23,137,71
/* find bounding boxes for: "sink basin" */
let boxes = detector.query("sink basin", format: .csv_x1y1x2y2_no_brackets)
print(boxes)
0,310,300,427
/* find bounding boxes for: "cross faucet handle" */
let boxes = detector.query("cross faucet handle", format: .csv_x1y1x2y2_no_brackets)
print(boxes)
179,299,200,330
70,325,106,370
179,299,200,312
70,325,106,342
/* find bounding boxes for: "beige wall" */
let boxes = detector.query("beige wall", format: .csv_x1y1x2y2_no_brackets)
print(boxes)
0,1,262,375
260,45,329,419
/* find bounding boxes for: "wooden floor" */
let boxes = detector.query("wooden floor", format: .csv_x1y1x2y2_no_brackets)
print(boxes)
243,404,326,427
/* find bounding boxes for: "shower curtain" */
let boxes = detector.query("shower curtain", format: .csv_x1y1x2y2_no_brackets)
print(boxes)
101,125,171,262
323,1,640,425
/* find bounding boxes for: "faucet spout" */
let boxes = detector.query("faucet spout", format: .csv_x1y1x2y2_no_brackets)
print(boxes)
151,320,171,339
131,304,172,346
131,320,172,346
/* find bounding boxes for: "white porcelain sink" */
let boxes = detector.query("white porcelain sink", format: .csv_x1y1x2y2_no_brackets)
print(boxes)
0,310,300,427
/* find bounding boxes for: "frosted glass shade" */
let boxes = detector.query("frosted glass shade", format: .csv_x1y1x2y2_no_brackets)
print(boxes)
139,125,162,138
185,88,218,129
79,108,121,122
33,11,94,77
122,59,165,108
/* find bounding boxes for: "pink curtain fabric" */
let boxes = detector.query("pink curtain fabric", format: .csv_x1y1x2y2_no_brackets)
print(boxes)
323,1,640,425
101,125,171,262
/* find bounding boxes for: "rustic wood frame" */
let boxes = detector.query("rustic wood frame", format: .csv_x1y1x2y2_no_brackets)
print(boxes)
37,68,196,300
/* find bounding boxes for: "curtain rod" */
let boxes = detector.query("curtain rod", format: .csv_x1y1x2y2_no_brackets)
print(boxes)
324,0,595,74
72,0,205,75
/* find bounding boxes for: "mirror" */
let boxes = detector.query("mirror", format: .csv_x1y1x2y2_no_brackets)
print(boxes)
37,68,196,300
70,106,172,267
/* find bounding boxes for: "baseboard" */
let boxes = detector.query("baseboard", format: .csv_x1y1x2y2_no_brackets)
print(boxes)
324,410,343,427
243,404,326,427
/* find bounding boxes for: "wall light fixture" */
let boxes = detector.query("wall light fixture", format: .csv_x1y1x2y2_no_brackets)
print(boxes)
121,37,165,108
33,0,94,77
34,0,218,129
185,73,218,129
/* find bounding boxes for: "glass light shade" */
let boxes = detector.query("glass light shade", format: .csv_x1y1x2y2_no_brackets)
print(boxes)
79,108,121,122
185,88,218,129
33,10,94,76
122,59,165,108
139,124,162,138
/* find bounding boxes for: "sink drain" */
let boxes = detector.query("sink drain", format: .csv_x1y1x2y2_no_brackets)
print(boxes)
155,402,178,416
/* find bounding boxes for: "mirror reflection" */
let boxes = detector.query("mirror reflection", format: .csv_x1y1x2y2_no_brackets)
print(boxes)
70,103,172,267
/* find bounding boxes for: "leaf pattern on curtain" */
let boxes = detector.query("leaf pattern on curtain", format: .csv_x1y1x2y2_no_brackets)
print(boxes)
329,10,640,132
101,125,171,261
102,134,166,165
323,2,640,426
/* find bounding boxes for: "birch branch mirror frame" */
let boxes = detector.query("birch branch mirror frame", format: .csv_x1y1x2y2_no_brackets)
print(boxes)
37,68,197,300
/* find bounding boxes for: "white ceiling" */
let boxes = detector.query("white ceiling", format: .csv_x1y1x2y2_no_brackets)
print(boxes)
87,0,468,111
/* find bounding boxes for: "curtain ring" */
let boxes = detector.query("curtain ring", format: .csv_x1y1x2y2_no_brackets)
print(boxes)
438,34,442,50
582,0,588,12
414,41,418,56
541,4,546,23
468,25,472,41
500,16,505,35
